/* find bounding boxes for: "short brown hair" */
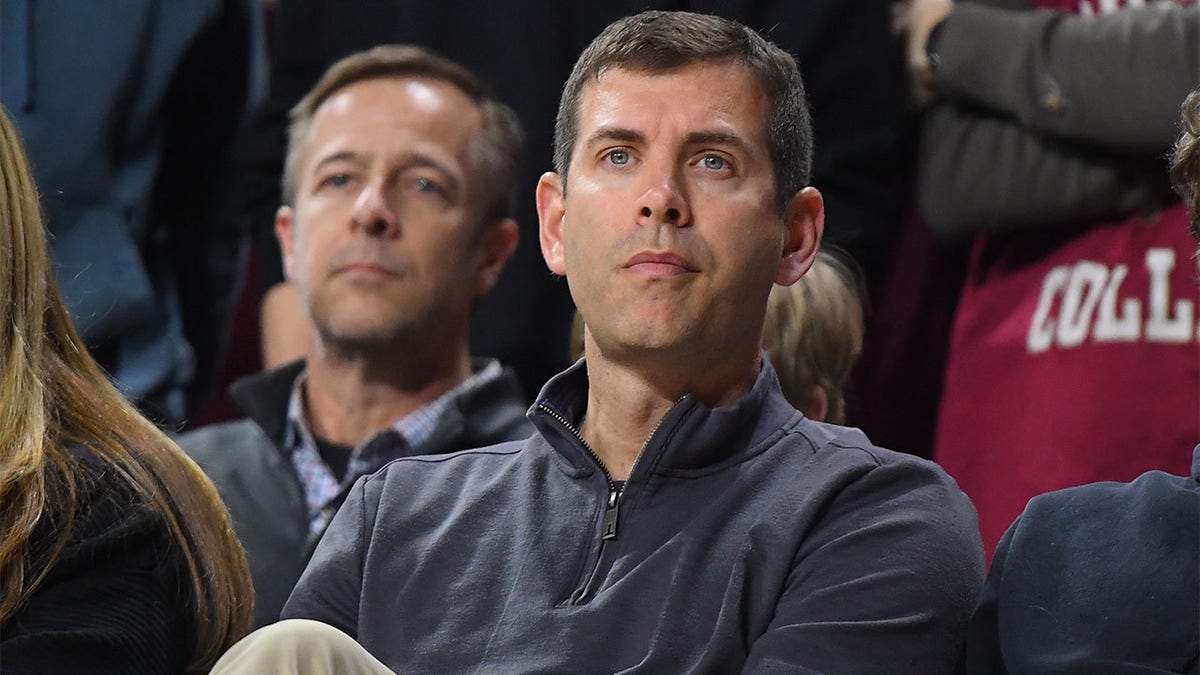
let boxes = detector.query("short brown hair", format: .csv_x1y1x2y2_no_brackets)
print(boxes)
1171,89,1200,242
283,45,523,225
554,10,812,212
762,249,866,424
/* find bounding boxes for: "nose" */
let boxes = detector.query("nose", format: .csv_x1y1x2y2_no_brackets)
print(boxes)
350,180,399,237
636,171,690,228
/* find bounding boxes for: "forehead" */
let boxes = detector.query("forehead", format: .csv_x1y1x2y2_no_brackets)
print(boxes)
303,77,483,168
575,62,769,151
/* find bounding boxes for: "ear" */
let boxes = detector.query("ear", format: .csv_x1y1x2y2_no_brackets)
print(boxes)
275,205,299,281
776,187,824,286
536,171,567,276
803,385,829,423
472,217,519,297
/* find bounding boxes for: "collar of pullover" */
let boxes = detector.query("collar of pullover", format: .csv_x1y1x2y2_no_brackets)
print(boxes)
529,355,804,478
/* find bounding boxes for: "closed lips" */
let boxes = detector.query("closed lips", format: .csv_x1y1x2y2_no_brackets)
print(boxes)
336,262,400,276
623,251,698,272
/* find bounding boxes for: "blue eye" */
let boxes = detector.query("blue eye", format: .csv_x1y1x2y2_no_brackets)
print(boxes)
607,150,630,166
702,155,726,170
328,173,351,188
414,177,439,192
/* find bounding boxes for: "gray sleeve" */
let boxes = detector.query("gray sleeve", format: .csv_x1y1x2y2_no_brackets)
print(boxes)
936,2,1199,151
741,457,986,673
917,103,1174,237
917,2,1198,236
282,475,372,638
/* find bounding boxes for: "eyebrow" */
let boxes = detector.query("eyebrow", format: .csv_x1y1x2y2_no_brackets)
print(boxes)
583,126,752,154
310,150,363,176
683,131,750,153
584,126,645,149
310,150,463,194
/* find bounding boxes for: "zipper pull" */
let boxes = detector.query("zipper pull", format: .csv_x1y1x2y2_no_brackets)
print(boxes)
601,482,623,540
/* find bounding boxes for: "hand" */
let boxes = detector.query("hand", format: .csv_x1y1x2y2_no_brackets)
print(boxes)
891,0,954,108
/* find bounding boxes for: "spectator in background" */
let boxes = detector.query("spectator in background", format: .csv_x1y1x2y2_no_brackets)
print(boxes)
894,0,1199,556
244,0,906,400
0,106,253,675
0,0,257,424
211,12,983,674
763,249,866,424
963,89,1200,674
178,46,532,627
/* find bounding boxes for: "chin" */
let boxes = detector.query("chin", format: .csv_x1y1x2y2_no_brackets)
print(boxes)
620,318,692,350
318,319,412,349
595,331,692,361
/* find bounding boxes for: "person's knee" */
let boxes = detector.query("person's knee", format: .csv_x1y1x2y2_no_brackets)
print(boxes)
273,619,353,649
212,619,361,673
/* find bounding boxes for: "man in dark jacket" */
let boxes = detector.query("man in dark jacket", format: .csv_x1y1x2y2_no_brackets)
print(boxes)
209,11,984,673
179,46,531,627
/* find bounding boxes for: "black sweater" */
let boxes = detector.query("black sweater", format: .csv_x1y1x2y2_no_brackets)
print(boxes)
1,452,192,674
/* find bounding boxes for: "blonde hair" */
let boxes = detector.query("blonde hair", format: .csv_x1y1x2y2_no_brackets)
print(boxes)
0,107,252,672
1171,89,1200,241
762,249,866,424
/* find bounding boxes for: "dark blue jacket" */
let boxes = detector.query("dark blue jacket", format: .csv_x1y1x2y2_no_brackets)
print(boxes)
0,0,253,421
285,360,985,673
968,445,1200,674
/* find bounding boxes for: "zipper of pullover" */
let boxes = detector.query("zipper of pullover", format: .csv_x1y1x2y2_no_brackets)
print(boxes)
537,400,681,541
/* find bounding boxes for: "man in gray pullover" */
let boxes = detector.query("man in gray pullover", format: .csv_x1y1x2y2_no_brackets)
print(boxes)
211,10,985,673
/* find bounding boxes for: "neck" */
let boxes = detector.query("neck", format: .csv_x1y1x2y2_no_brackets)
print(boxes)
303,336,473,447
579,338,760,481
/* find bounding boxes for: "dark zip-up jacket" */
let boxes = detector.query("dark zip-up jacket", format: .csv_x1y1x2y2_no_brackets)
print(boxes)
967,445,1200,673
178,360,531,627
284,359,985,673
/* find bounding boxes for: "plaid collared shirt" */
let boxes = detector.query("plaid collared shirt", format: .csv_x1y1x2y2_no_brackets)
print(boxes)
285,360,504,536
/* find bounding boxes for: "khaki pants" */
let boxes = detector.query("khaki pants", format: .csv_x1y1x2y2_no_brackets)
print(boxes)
210,619,396,675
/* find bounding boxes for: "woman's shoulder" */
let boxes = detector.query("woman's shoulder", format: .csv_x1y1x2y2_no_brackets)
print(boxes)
66,446,169,554
3,444,193,674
